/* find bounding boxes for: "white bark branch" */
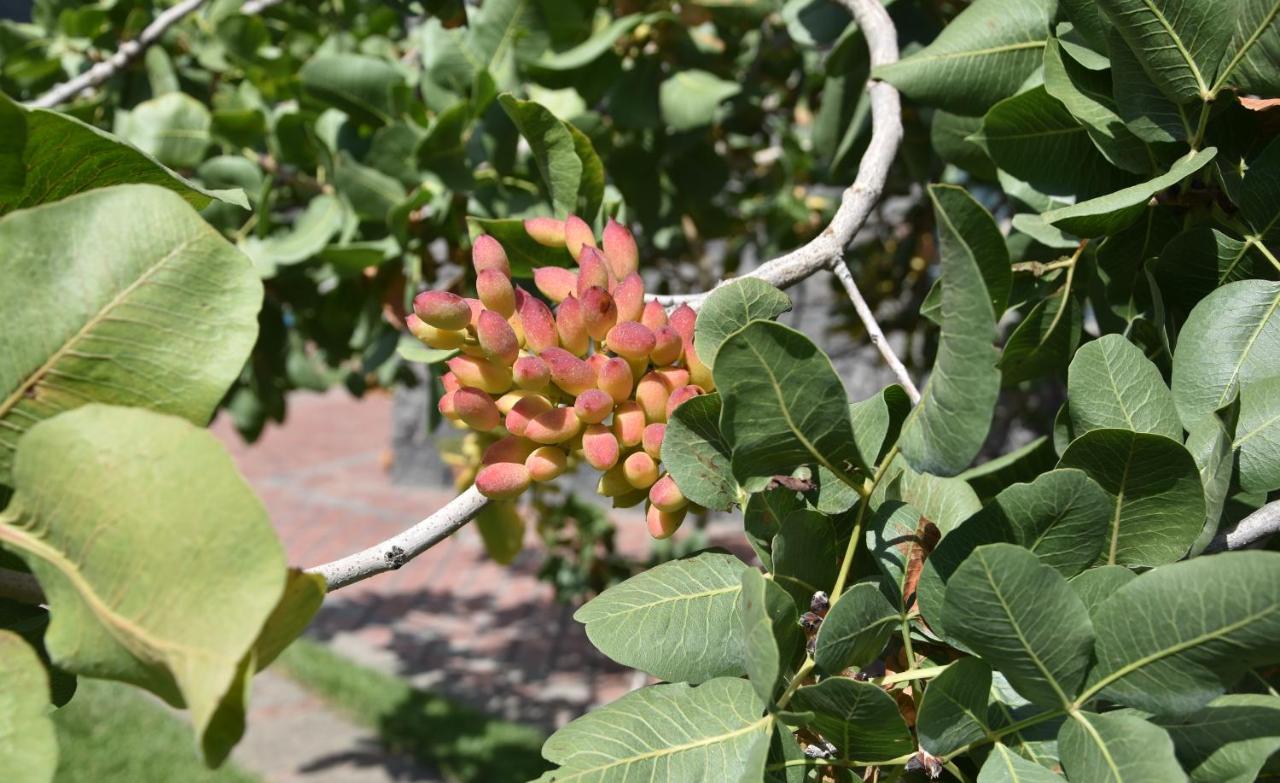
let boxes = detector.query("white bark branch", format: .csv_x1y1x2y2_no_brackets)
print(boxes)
1207,500,1280,553
832,259,921,403
29,0,212,109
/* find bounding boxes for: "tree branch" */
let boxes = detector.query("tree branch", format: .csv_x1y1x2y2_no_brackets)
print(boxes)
832,259,921,403
29,0,212,109
1207,500,1280,553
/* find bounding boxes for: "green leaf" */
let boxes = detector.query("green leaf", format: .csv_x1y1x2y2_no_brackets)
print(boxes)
999,295,1082,386
416,102,474,190
0,94,244,215
566,122,605,222
499,94,583,216
791,679,915,763
574,552,749,683
1096,0,1232,103
887,463,984,533
1235,376,1280,493
1069,565,1136,620
659,70,741,131
1184,412,1235,555
1106,28,1190,144
1154,228,1269,316
332,152,406,222
117,93,211,170
918,659,993,757
300,53,406,125
959,436,1059,502
0,405,288,765
1057,429,1205,566
1066,334,1181,439
240,194,348,274
694,279,793,370
898,186,1003,476
0,631,57,783
872,0,1054,116
974,86,1136,198
738,569,802,706
1043,148,1217,236
943,544,1094,709
252,569,325,672
744,487,805,571
978,742,1067,782
771,510,839,609
932,111,998,181
1237,135,1280,241
1059,711,1186,782
1042,38,1151,175
813,582,899,675
1059,0,1109,51
1157,694,1280,783
466,0,550,90
715,320,866,489
540,678,771,782
466,217,573,276
0,185,262,485
663,393,740,511
849,385,911,467
864,500,933,602
1090,550,1280,715
1214,0,1280,96
1171,280,1280,429
534,13,674,71
396,336,456,365
0,600,75,707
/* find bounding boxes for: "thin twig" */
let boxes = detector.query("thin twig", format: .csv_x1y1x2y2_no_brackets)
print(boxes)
29,0,211,109
1207,499,1280,553
832,260,921,403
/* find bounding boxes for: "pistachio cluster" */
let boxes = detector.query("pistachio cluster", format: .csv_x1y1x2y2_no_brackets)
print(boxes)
406,216,709,539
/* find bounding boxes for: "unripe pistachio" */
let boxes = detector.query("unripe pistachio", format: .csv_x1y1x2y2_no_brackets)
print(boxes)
414,290,471,330
477,270,516,317
518,292,559,353
524,216,567,248
649,474,687,512
513,355,550,391
526,446,567,482
483,435,536,465
602,218,639,279
407,314,466,349
525,406,583,444
574,389,614,424
686,343,714,390
556,295,590,356
647,503,688,539
582,424,620,470
641,300,668,330
613,273,645,322
564,214,597,260
464,297,486,330
612,400,646,447
585,352,609,375
447,355,512,394
635,371,673,423
441,372,461,393
471,234,511,276
612,488,649,509
477,310,519,365
605,321,656,361
650,325,683,365
642,422,665,460
533,267,576,303
438,391,461,421
495,389,543,414
666,385,704,419
623,452,660,489
597,357,634,403
597,463,632,497
576,247,613,297
581,286,618,341
505,394,554,436
669,303,697,343
454,387,502,431
654,366,690,389
475,463,531,500
541,347,596,395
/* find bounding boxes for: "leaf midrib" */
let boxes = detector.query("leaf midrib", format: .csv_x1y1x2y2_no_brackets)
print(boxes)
1137,0,1208,95
1211,0,1280,94
552,716,771,780
581,584,740,621
1071,711,1124,782
1213,287,1280,410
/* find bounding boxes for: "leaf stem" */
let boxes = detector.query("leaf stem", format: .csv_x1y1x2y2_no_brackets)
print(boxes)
872,663,950,687
1190,100,1212,150
829,445,899,603
1252,237,1280,275
1040,241,1086,341
776,657,816,709
766,752,917,771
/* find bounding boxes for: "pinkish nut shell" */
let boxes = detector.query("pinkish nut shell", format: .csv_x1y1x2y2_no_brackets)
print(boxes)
506,394,554,437
641,300,668,330
612,400,645,447
525,407,583,444
407,314,467,350
477,310,519,365
623,452,660,489
586,352,609,375
518,292,559,354
669,303,697,343
602,218,639,279
454,387,502,431
541,347,597,396
524,217,567,248
526,446,567,482
475,463,531,500
642,423,666,460
441,372,461,393
564,214,597,260
650,325,683,365
654,366,690,389
649,474,687,512
477,270,516,317
414,290,472,330
513,356,550,391
465,298,485,330
605,321,656,360
447,355,512,394
556,295,589,356
483,435,536,465
438,391,461,421
582,424,620,471
647,503,687,539
581,286,618,342
576,247,613,297
574,389,614,424
471,235,511,276
613,273,645,323
533,267,577,303
666,385,704,420
597,357,634,404
635,371,673,423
